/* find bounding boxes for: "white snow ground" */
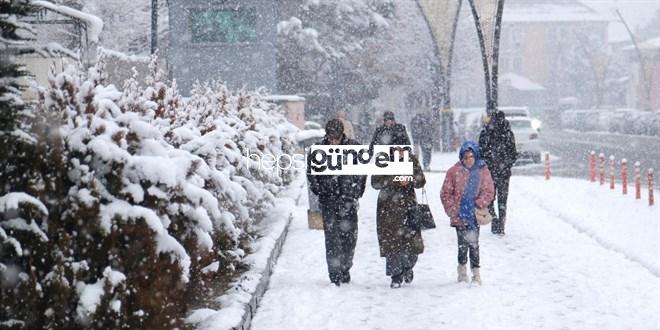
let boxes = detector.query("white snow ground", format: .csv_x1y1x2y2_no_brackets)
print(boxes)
251,152,660,330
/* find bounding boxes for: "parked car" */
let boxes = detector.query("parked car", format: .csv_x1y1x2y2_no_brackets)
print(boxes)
500,106,531,118
509,117,542,163
455,108,485,142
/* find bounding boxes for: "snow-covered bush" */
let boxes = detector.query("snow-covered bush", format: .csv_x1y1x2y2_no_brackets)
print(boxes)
1,55,299,328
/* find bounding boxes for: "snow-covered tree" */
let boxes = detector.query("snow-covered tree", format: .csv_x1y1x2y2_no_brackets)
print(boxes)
277,0,435,119
3,46,299,327
0,0,38,192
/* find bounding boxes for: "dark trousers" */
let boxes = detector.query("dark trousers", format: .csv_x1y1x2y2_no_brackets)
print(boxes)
456,227,480,268
320,204,358,282
385,253,418,277
421,144,432,169
489,174,511,234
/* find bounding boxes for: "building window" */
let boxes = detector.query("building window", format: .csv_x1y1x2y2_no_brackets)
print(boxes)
189,8,257,43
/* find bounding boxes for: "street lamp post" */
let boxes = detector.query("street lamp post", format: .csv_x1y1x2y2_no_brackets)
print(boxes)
467,0,506,116
416,0,463,151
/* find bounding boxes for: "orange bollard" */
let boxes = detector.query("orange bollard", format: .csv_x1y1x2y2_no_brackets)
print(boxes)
621,159,628,195
599,153,605,185
649,168,655,206
635,162,641,200
544,152,551,180
590,151,596,182
609,156,615,190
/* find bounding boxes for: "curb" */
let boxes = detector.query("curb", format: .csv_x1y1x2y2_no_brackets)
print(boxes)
231,187,303,330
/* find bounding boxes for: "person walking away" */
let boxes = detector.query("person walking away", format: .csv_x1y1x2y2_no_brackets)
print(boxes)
478,110,517,236
371,144,426,288
410,112,434,171
308,119,367,286
336,111,355,140
357,110,372,143
440,141,494,285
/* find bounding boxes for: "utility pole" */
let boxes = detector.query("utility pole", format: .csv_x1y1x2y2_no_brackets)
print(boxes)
614,9,651,110
151,0,158,54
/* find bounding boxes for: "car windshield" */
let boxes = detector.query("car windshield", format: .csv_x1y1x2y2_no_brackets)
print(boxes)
509,120,531,129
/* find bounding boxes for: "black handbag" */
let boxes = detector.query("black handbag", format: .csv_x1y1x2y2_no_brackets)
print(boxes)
406,188,436,231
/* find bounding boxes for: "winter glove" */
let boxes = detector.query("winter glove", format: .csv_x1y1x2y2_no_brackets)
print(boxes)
450,217,466,230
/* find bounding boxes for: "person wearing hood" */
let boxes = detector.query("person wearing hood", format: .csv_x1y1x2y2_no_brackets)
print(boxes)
440,141,495,285
478,110,517,236
307,119,367,286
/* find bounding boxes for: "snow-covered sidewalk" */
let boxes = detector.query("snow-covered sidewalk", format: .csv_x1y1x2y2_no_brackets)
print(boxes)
251,154,660,329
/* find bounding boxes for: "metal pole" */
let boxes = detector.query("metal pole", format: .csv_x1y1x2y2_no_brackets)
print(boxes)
443,0,463,110
490,0,505,112
414,0,444,112
614,9,651,110
151,0,158,54
467,0,492,115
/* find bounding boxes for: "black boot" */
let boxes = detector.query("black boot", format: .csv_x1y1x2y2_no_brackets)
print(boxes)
491,218,500,234
404,269,414,284
330,273,341,287
341,271,351,284
390,274,403,289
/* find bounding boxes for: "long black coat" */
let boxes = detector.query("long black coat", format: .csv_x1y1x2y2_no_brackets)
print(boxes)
370,123,411,146
410,113,433,145
307,135,367,209
478,112,517,178
371,156,426,257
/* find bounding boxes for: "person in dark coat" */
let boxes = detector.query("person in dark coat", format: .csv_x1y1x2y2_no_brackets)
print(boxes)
357,110,372,143
371,140,426,288
307,119,367,286
440,141,495,285
478,110,517,236
410,112,434,171
369,111,411,155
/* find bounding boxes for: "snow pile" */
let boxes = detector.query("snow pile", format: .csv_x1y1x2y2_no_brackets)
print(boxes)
1,54,300,328
187,177,306,330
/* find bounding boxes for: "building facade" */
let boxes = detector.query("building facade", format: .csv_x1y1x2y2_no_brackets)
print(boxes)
168,0,278,95
499,0,610,109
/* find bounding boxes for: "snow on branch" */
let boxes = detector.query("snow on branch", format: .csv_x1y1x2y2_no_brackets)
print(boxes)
32,1,104,43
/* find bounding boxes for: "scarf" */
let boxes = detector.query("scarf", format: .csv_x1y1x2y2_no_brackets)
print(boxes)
458,163,481,230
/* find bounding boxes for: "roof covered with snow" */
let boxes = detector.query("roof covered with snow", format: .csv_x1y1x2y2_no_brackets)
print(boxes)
622,36,660,52
638,36,660,50
263,95,306,102
502,0,609,23
500,72,546,91
32,1,104,43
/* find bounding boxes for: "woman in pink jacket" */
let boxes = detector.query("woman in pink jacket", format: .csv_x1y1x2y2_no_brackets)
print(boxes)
440,141,495,285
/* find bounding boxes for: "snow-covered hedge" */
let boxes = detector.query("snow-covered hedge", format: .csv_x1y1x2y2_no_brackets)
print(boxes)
0,57,299,328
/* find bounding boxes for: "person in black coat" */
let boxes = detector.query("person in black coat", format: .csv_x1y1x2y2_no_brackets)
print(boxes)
478,110,517,236
410,112,434,171
307,119,367,286
369,111,411,157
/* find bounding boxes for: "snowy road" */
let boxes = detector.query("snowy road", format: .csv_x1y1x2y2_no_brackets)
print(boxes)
251,161,660,329
513,128,660,185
